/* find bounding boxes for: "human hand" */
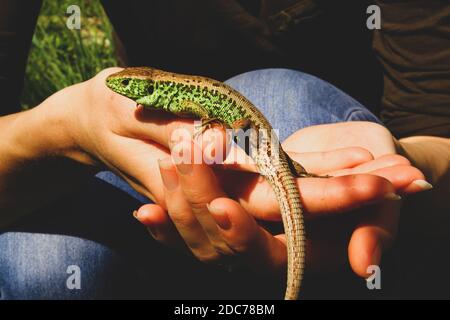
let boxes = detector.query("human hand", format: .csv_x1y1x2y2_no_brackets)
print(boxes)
44,68,206,204
48,70,429,279
133,129,428,279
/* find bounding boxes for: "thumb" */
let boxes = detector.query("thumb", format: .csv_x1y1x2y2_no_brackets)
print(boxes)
207,197,287,277
348,200,400,277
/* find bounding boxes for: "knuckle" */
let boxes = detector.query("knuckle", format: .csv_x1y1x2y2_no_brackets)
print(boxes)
210,239,236,256
349,147,374,161
354,175,389,199
382,154,411,166
168,211,197,228
230,242,251,254
188,199,209,213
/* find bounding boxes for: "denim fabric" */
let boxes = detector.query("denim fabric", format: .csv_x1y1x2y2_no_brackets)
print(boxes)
0,69,381,299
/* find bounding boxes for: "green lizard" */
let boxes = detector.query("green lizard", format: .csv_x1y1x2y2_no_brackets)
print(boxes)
106,67,318,300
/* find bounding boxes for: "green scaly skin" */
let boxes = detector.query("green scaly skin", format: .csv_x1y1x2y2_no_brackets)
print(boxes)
106,67,311,300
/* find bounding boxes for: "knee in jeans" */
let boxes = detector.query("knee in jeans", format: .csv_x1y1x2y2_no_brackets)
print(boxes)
0,233,122,299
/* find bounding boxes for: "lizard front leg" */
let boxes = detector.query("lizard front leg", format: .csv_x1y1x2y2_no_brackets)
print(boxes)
170,100,226,139
169,100,210,119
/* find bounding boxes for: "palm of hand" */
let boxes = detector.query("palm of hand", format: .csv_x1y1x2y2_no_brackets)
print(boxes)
283,121,396,158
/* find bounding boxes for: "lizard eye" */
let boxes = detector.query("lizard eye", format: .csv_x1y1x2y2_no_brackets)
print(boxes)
121,79,129,86
147,85,154,95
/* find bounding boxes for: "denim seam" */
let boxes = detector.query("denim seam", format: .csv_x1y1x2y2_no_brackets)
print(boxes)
345,108,379,123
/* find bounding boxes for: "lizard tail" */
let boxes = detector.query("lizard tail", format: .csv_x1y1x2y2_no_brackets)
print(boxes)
257,151,306,300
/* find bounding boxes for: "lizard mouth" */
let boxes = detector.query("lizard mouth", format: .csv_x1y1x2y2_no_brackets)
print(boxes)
105,76,132,97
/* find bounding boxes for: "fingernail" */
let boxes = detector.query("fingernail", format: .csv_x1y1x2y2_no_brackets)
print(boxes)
147,227,157,239
158,158,179,190
371,244,382,266
384,192,402,201
176,162,193,175
412,179,433,190
158,157,173,170
207,203,231,230
133,210,157,238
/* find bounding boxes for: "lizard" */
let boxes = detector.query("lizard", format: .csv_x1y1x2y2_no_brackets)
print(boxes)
106,66,320,300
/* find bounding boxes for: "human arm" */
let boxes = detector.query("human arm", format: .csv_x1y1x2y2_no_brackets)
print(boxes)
396,135,449,210
0,68,184,227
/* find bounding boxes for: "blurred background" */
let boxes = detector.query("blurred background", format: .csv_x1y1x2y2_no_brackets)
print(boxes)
21,0,118,108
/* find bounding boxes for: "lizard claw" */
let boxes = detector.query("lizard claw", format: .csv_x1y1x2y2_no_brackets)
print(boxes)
193,118,225,140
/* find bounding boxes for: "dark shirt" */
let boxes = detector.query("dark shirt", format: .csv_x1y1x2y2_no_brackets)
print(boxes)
373,0,450,138
104,0,382,115
1,0,448,138
103,0,450,138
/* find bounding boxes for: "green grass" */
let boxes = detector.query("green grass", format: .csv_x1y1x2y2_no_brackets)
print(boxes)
21,0,119,108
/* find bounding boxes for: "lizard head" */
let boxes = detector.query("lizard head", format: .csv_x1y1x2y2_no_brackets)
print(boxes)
106,67,157,105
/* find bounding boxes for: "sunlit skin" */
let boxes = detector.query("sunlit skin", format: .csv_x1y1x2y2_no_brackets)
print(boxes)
1,68,443,291
106,66,316,299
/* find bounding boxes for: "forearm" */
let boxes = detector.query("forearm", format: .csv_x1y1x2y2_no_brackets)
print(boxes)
0,93,96,227
397,135,450,211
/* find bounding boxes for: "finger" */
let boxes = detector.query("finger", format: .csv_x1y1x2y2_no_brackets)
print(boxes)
348,199,401,277
158,156,222,262
121,104,196,148
218,171,401,220
328,154,410,176
119,103,377,176
104,123,228,204
171,141,234,256
129,111,254,174
329,154,430,194
285,147,374,174
402,179,433,194
207,197,287,276
133,204,186,249
367,165,430,194
131,106,229,158
102,135,170,204
115,102,375,176
282,121,396,158
207,197,362,276
221,146,375,175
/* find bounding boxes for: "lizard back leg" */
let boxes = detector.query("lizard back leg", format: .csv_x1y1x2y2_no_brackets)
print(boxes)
194,117,228,140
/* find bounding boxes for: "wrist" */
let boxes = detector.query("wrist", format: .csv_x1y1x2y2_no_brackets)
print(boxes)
16,103,72,161
4,99,80,168
0,98,95,226
31,84,100,166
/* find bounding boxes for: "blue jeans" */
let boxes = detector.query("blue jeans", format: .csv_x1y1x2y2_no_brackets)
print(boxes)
0,69,381,299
